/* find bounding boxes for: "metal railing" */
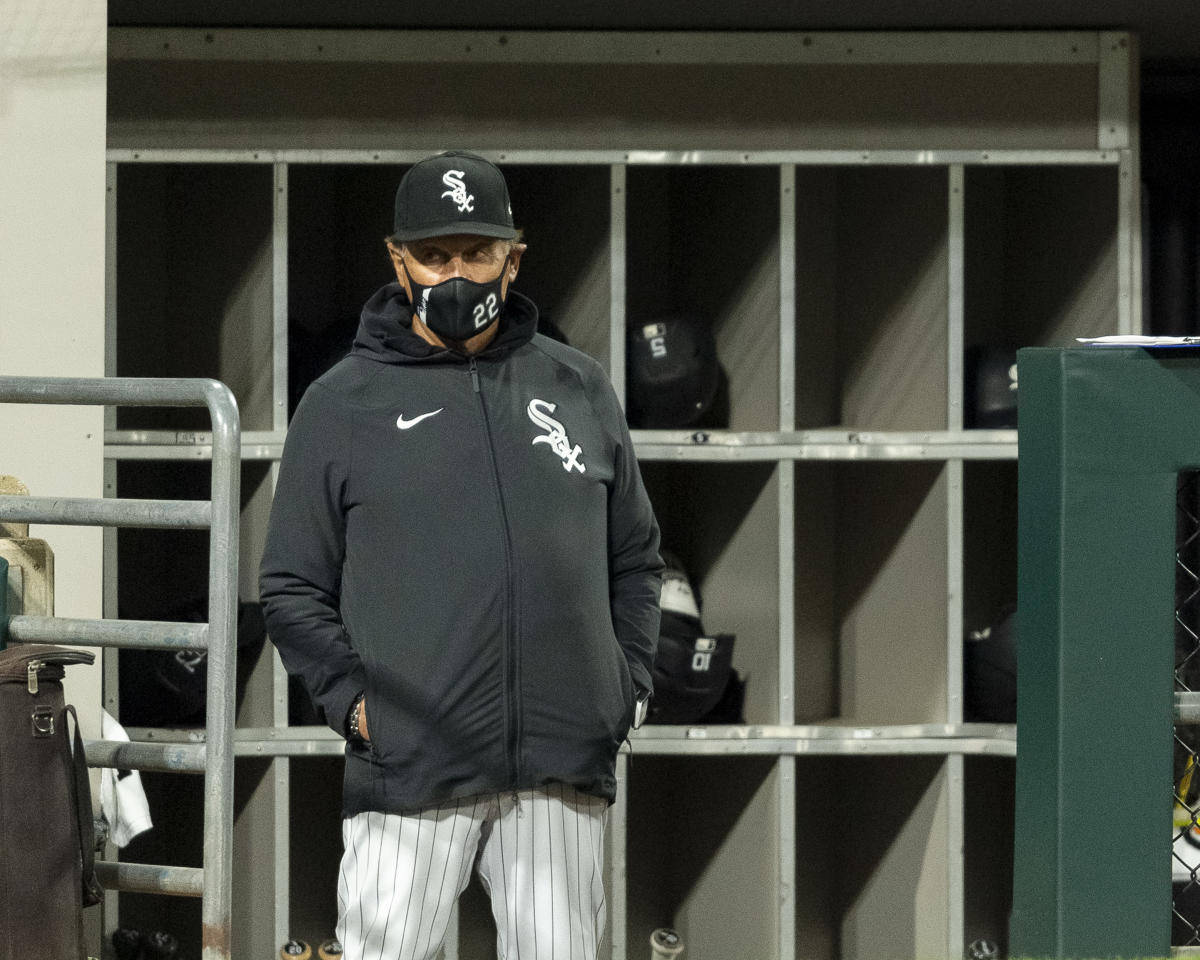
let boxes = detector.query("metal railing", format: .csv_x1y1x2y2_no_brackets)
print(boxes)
0,376,239,960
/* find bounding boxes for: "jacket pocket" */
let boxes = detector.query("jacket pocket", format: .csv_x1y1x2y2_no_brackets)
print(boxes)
362,683,384,762
623,656,636,713
614,648,636,739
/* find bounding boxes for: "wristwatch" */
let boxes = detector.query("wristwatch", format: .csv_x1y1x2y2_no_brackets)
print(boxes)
632,690,651,729
347,692,365,740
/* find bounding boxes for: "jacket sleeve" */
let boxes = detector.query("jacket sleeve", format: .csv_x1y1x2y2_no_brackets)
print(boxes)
599,376,663,696
259,384,366,737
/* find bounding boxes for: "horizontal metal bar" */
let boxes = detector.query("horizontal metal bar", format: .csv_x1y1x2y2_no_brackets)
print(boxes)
0,375,225,408
0,495,210,528
116,726,207,743
108,443,1020,464
122,725,348,757
632,444,1017,462
109,28,1103,66
629,720,1017,757
106,429,285,447
85,738,206,773
1176,693,1200,724
627,736,1017,757
638,428,1019,446
631,722,1020,755
106,146,1124,168
169,722,1017,759
236,738,347,758
632,721,1017,741
95,860,204,898
105,443,283,462
109,431,1019,464
7,616,208,649
148,721,1016,743
635,430,1019,462
224,734,1017,759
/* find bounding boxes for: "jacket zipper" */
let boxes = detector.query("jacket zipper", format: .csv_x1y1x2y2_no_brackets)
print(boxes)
469,356,522,790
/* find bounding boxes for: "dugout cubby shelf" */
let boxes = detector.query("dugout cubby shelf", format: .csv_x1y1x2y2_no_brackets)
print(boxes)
626,165,782,432
503,164,614,366
794,755,953,960
103,27,1137,960
626,756,781,960
793,460,951,727
963,165,1123,354
962,462,1019,649
639,461,780,726
963,756,1017,959
794,166,950,433
113,163,276,434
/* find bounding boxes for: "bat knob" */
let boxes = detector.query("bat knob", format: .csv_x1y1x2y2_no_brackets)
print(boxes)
650,927,685,958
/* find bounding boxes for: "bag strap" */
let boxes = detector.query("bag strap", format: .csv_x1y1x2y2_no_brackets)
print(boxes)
65,704,104,907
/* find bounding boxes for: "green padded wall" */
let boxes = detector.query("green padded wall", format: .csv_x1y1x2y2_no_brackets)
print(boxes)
1012,346,1200,959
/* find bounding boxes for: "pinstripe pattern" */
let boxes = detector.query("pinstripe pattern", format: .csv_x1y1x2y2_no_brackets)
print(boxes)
337,785,608,960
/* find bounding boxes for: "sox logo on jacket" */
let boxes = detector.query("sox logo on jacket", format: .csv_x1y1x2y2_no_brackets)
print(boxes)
527,398,586,474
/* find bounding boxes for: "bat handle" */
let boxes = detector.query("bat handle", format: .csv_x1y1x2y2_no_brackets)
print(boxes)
650,927,685,959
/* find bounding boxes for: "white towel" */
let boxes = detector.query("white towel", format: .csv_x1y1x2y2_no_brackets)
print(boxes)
100,709,154,847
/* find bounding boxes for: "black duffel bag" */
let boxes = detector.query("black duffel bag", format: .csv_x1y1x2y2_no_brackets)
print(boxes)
0,643,103,960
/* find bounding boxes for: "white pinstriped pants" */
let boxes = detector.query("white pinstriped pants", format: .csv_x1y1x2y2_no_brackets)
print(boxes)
337,784,609,960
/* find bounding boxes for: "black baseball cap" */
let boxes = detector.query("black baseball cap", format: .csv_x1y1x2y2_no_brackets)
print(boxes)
392,151,517,242
626,314,722,428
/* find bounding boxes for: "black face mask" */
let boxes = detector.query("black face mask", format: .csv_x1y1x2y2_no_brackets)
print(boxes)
404,257,509,344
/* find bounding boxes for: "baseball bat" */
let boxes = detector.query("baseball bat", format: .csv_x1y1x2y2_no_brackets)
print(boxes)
650,927,685,959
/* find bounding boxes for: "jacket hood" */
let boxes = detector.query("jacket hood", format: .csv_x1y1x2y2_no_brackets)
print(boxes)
351,282,539,363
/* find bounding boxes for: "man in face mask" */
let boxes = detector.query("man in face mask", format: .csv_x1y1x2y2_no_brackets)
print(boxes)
260,151,663,960
385,151,526,353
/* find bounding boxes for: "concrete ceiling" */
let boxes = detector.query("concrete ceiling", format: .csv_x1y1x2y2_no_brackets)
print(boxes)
108,0,1200,66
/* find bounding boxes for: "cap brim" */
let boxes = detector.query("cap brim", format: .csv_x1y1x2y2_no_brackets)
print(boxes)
391,221,517,242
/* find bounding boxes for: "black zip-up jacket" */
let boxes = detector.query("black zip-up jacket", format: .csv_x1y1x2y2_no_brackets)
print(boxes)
259,283,662,815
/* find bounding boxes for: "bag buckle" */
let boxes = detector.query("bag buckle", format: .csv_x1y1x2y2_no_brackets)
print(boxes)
31,705,54,737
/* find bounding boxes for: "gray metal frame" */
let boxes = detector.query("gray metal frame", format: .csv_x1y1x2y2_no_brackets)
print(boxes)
0,375,240,960
98,27,1138,959
108,28,1109,66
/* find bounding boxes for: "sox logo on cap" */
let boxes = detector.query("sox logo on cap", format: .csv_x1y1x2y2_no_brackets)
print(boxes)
440,170,474,213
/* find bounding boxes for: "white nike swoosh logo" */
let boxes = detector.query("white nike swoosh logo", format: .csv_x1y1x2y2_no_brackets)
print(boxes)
396,408,444,430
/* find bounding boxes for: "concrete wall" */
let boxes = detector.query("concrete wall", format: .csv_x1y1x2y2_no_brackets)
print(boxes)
0,4,106,727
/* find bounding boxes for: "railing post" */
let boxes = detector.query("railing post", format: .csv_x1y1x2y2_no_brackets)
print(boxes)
201,379,238,960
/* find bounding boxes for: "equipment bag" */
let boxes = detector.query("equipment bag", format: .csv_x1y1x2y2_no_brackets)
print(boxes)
0,644,103,959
